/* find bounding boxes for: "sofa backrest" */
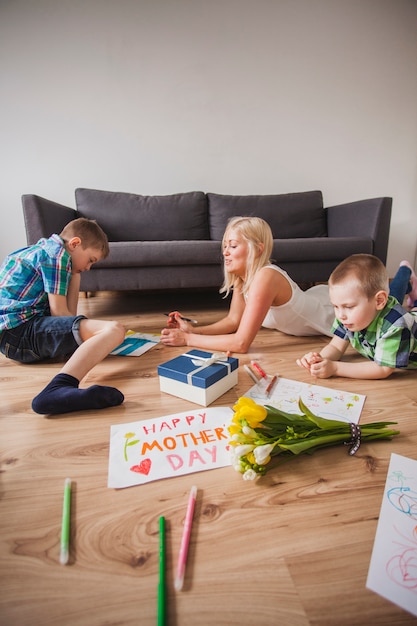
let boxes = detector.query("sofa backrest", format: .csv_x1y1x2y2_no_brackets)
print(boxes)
75,188,210,241
207,191,326,240
74,188,327,243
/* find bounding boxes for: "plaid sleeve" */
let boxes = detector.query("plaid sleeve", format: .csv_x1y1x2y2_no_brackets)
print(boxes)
373,326,413,368
39,249,71,296
331,318,349,340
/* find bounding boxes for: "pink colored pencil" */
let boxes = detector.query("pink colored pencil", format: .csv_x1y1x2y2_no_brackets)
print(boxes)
175,486,197,591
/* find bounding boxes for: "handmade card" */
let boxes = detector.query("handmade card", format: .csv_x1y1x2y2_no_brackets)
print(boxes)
110,330,160,357
108,406,233,488
245,376,366,424
366,453,417,617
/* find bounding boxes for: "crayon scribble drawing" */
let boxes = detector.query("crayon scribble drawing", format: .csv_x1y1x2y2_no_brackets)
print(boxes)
387,470,417,520
245,377,365,424
386,525,417,592
108,407,233,489
367,453,417,616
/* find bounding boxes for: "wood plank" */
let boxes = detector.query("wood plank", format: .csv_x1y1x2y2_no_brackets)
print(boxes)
1,291,416,625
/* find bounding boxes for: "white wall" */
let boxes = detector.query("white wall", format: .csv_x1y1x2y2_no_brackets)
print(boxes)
1,0,416,275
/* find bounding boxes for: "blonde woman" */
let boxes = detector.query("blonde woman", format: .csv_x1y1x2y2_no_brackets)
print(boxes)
160,216,334,353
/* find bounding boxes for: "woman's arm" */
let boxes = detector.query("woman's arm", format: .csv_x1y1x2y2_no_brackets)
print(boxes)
160,268,281,353
161,289,249,352
194,288,246,336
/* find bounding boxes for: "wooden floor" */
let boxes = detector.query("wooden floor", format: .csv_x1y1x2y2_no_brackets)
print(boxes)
1,290,417,626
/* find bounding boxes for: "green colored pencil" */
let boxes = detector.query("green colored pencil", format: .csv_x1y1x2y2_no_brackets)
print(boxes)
60,478,71,565
158,516,166,625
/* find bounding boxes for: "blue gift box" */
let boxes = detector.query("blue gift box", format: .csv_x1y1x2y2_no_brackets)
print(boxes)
158,349,239,406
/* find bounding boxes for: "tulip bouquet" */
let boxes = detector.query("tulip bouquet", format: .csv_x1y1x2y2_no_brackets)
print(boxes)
228,397,400,480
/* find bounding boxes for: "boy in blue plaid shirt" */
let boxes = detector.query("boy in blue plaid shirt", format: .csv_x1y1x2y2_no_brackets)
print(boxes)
0,218,125,414
297,254,417,379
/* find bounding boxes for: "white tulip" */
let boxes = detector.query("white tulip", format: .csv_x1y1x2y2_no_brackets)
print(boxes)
253,443,275,464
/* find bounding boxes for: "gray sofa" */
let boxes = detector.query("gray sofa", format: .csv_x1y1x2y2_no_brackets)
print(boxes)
22,188,392,293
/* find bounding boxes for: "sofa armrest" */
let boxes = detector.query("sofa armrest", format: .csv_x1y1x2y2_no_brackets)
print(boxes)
22,195,77,245
326,197,392,264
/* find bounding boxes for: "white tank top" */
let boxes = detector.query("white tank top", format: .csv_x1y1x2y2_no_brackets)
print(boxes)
260,265,334,337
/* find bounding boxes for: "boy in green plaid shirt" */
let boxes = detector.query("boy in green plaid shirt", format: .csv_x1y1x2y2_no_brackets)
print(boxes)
297,254,417,379
0,218,125,414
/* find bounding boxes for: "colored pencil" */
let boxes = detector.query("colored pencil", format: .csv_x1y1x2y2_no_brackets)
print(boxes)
60,478,71,565
158,516,166,625
251,360,268,379
175,486,197,591
265,374,279,396
164,313,198,325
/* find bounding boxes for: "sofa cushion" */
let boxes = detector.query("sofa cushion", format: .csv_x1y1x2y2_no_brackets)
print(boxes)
272,237,373,262
91,237,372,269
207,191,326,240
93,240,223,268
75,188,209,241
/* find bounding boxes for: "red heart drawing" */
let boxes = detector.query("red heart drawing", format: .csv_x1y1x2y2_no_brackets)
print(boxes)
130,459,152,475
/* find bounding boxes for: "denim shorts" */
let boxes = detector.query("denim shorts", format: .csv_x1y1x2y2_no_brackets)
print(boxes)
0,315,87,363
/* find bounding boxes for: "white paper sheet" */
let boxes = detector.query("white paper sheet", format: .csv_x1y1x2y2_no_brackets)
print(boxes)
245,376,366,424
367,453,417,616
108,407,233,488
110,330,160,357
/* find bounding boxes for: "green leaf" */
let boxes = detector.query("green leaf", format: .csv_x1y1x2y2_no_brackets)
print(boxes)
277,432,351,455
298,398,349,430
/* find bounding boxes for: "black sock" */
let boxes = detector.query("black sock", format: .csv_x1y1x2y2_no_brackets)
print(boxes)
32,373,124,415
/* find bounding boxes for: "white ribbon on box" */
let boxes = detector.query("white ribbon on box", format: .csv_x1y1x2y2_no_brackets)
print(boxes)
183,352,231,385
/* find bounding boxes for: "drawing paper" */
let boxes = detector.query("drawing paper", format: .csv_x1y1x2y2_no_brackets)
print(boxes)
110,330,160,357
367,453,417,617
108,407,233,488
246,376,366,424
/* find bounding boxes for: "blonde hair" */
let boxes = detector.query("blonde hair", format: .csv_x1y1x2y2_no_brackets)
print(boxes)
329,254,388,298
60,218,110,258
220,216,273,297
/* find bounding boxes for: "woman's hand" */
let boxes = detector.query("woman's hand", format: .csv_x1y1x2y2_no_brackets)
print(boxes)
160,327,189,346
165,311,193,332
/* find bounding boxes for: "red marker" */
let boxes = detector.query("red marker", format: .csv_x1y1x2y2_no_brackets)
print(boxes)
250,360,268,379
265,374,278,396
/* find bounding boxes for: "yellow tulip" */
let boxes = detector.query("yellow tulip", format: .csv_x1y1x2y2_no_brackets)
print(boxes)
233,397,267,428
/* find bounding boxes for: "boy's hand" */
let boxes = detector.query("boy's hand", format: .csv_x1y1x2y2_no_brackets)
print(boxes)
308,358,336,379
297,352,336,378
296,351,322,371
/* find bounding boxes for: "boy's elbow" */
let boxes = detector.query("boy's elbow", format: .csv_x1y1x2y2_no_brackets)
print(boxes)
378,366,395,379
